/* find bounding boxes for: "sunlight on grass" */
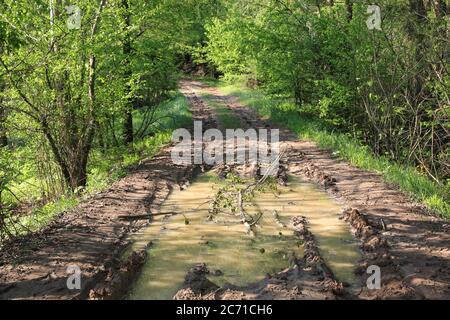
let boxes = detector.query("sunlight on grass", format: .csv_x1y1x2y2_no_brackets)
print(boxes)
199,92,242,129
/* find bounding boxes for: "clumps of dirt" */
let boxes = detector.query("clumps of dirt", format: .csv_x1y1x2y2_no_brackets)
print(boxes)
173,264,219,300
342,208,419,299
276,165,289,186
291,216,347,297
172,216,350,300
213,164,235,180
213,162,288,186
297,162,338,192
343,208,391,257
343,208,384,243
177,164,210,191
86,250,147,300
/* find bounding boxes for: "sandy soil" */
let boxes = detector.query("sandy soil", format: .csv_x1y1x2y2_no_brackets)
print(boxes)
0,79,448,300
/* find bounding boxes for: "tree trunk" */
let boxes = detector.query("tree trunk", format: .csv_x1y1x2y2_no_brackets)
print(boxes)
408,0,427,106
0,105,7,148
122,0,133,145
0,23,7,148
432,0,448,18
345,0,353,21
42,0,105,191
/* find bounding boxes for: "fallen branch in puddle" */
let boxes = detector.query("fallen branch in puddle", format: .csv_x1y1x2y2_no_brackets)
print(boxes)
207,150,286,234
272,210,286,228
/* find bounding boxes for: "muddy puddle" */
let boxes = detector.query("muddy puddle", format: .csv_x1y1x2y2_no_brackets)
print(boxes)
127,174,359,300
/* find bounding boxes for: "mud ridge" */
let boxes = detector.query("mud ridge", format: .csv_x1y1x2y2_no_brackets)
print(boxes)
85,250,147,300
343,208,420,299
291,216,348,297
172,216,348,300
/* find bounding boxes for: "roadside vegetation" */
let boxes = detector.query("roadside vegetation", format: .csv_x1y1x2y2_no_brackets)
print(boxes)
0,0,215,241
198,0,449,217
2,93,191,239
214,80,449,217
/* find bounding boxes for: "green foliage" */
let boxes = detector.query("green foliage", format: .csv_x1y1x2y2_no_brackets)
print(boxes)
215,81,449,218
0,0,206,239
1,92,191,239
205,0,449,184
87,93,192,194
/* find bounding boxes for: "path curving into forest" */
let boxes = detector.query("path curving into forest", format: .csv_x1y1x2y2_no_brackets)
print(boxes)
0,80,448,300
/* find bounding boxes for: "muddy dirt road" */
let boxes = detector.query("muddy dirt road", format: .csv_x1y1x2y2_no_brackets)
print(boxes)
0,80,448,300
178,80,450,300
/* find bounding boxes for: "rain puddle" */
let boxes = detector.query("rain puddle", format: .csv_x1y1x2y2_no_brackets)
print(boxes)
127,174,359,300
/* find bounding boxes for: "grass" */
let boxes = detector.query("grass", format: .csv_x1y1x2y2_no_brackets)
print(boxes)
3,92,192,239
209,80,449,218
85,92,192,194
198,92,242,129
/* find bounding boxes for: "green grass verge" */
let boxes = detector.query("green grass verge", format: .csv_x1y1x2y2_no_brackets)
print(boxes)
198,92,242,129
5,92,192,239
210,80,449,218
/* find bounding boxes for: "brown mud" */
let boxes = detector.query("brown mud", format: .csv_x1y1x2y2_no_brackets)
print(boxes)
0,79,448,300
172,216,349,300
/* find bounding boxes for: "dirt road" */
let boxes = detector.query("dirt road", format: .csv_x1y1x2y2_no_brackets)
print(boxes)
179,80,450,300
0,80,448,300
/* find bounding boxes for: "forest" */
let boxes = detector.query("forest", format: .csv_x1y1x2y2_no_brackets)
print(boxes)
0,0,449,301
